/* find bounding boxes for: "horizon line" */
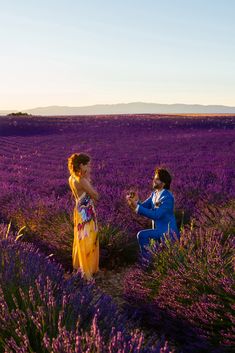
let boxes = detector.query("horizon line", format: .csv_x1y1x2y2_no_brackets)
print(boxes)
1,100,235,111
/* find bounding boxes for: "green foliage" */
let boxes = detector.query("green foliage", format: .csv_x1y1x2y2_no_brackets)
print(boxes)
98,224,139,269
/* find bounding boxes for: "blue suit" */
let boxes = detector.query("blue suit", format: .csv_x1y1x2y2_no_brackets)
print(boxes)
135,189,180,258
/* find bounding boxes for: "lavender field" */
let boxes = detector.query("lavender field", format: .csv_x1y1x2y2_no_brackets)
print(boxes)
0,114,234,353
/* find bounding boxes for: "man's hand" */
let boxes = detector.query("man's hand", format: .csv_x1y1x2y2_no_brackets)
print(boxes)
126,191,139,211
127,198,137,210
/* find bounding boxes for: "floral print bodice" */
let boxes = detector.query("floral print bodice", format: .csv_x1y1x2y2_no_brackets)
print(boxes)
69,175,98,231
76,192,96,224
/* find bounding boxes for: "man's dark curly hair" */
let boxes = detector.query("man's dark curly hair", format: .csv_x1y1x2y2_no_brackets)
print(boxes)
155,167,172,190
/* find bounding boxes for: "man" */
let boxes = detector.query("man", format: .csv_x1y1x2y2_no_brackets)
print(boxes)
126,167,180,258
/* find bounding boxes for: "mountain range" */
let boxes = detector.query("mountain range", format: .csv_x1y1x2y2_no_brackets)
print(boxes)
0,102,235,115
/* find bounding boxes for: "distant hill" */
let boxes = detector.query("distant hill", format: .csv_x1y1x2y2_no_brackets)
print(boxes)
0,102,235,116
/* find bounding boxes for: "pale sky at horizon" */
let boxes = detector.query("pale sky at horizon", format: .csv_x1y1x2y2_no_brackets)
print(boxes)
0,0,234,110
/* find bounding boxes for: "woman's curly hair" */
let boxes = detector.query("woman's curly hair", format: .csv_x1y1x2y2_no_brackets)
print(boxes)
67,153,90,176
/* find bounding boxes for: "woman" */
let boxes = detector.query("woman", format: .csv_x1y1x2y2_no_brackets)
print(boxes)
67,152,100,280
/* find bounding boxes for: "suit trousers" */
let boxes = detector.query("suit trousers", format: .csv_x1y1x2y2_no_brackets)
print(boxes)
137,229,178,258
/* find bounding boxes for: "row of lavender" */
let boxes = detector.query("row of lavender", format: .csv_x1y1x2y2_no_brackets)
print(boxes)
0,223,172,352
1,214,234,352
123,205,235,352
0,114,234,352
0,115,234,266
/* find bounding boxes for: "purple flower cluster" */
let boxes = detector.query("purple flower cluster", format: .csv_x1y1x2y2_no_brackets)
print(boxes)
0,114,234,351
124,223,235,352
0,226,172,352
0,115,234,268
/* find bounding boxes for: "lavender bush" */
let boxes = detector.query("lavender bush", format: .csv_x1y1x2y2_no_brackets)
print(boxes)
0,114,234,352
124,215,235,352
0,225,172,353
0,115,234,270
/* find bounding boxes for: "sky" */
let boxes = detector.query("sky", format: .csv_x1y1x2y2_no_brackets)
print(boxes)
0,0,234,110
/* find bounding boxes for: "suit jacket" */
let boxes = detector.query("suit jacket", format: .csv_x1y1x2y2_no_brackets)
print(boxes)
136,189,180,237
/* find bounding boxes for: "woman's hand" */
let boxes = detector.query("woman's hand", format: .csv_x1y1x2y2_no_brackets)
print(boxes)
80,177,99,201
83,170,91,181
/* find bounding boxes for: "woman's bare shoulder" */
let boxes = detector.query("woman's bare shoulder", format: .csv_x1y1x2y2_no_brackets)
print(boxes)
68,175,72,185
69,175,82,188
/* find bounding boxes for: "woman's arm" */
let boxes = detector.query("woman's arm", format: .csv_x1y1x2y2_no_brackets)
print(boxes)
79,177,99,201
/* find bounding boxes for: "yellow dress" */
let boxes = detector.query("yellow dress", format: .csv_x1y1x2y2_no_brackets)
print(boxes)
69,175,99,280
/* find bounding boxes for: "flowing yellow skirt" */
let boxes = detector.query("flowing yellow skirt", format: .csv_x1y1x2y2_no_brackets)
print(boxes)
72,206,99,280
